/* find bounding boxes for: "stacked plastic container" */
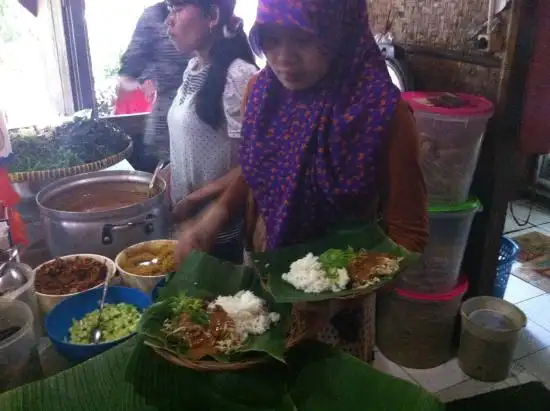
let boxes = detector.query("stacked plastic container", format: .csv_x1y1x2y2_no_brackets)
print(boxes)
376,92,494,369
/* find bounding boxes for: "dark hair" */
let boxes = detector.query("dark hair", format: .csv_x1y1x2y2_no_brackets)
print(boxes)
171,0,257,130
156,1,170,21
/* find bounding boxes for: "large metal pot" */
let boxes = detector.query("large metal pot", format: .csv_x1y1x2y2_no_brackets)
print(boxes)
36,170,169,259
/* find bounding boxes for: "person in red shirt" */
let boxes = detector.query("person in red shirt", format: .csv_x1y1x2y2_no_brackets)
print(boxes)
1,111,27,248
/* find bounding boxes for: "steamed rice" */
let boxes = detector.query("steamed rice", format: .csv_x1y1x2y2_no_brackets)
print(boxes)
209,291,280,343
282,253,350,293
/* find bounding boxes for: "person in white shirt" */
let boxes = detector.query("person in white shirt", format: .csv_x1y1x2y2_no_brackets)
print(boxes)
165,0,257,263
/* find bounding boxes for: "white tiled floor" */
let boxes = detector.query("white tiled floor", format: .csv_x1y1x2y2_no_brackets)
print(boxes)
372,200,550,402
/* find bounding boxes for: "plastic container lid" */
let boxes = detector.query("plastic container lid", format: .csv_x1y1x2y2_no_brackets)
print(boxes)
402,92,494,117
395,275,469,302
429,198,482,214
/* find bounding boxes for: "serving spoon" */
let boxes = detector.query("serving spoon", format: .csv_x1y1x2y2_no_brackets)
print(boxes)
148,160,168,198
90,262,112,344
0,247,27,296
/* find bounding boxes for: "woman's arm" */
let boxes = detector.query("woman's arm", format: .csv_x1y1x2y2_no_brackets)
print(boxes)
379,100,429,253
186,167,241,203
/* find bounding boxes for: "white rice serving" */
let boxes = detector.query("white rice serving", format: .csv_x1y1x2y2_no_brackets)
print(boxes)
209,291,280,344
282,253,350,293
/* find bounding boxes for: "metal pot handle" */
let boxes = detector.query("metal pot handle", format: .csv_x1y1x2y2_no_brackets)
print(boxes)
101,214,156,245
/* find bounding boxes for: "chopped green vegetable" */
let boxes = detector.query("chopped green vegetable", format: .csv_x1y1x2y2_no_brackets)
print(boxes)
69,303,141,344
318,247,358,273
166,293,209,326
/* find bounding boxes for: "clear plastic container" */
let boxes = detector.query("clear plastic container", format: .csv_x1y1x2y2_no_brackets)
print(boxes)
458,296,526,382
0,300,42,392
2,262,43,337
402,92,494,204
397,199,481,294
376,276,469,369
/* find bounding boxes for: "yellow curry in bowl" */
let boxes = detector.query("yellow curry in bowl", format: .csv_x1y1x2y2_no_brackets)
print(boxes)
117,240,177,277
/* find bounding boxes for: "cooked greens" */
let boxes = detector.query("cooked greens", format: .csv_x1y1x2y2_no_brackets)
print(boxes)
69,303,141,344
8,118,130,173
318,247,358,278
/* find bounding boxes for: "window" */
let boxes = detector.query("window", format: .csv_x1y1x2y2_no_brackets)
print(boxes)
0,0,72,128
235,0,258,35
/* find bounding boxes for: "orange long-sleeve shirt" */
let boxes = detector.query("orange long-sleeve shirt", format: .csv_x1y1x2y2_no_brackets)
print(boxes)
241,76,429,254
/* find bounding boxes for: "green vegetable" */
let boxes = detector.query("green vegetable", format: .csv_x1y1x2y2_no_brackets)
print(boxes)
69,303,141,344
318,247,359,278
159,294,210,352
8,118,130,173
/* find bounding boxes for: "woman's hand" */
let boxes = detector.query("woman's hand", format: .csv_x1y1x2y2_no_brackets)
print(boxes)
174,221,214,263
172,196,199,223
141,79,157,104
174,204,230,263
117,76,140,94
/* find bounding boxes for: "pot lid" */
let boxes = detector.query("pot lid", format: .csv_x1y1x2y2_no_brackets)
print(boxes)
402,92,494,117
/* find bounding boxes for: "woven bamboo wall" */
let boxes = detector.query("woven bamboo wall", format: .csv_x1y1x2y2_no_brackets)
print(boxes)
368,0,502,100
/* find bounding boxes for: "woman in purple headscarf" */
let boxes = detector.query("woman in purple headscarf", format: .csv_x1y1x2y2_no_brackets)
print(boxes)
175,0,428,360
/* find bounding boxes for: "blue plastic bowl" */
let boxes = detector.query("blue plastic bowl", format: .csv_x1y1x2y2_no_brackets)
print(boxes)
45,286,152,364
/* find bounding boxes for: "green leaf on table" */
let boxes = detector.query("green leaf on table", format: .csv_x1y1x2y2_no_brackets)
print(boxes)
286,341,444,411
253,223,420,303
0,338,441,411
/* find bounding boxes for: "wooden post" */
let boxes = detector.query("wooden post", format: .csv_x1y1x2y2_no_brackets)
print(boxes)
462,0,539,296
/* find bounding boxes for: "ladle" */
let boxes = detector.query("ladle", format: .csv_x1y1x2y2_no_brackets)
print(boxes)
148,160,168,198
0,247,27,296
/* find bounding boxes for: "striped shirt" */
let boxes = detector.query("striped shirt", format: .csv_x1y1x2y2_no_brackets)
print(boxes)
168,57,257,243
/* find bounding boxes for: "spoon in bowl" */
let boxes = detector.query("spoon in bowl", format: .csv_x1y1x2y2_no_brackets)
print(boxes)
148,160,168,198
90,262,112,344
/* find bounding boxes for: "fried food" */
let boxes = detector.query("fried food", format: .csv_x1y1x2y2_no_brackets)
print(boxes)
119,241,177,276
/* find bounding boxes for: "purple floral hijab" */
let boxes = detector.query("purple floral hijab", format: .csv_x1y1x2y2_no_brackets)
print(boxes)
240,0,401,249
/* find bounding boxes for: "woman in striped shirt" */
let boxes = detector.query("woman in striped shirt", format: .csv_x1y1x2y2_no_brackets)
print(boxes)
165,0,257,263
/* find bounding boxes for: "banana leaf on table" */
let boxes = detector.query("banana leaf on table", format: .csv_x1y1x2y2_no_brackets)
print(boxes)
139,251,292,363
0,339,443,411
252,223,420,303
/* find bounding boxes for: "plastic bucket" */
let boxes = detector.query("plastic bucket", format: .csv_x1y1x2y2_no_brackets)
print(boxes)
376,276,469,369
493,238,520,298
397,199,481,294
403,92,494,204
0,300,42,392
458,296,526,382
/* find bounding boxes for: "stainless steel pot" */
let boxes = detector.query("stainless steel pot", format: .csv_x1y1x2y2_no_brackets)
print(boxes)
36,170,170,259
